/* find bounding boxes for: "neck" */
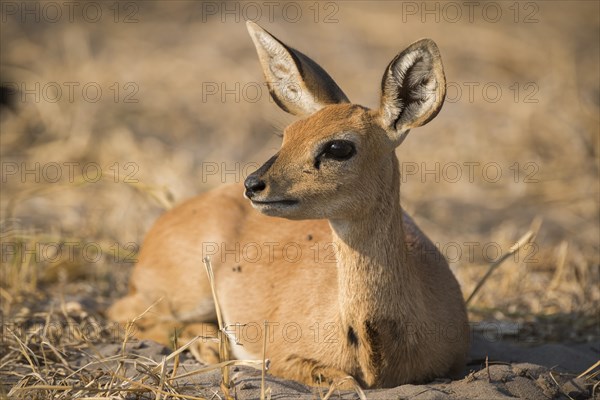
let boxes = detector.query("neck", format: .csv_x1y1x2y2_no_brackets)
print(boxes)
329,157,417,328
327,157,423,385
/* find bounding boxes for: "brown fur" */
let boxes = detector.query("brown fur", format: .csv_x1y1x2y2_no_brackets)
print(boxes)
108,22,469,388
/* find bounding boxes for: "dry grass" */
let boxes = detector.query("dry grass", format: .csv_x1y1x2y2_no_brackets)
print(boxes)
1,0,599,397
2,302,222,399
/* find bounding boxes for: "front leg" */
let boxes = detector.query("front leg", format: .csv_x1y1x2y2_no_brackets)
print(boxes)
276,354,361,389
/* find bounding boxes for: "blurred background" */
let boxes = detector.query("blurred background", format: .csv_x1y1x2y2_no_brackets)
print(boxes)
1,1,598,343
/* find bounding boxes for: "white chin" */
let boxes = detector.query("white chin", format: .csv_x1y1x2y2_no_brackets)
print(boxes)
251,201,301,218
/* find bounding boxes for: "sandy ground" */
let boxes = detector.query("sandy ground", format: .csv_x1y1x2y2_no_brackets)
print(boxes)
50,336,599,399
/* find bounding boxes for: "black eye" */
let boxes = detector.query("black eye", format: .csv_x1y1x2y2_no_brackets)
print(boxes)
322,140,356,161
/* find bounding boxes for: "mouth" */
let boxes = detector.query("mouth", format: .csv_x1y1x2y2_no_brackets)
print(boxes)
247,196,303,218
250,199,299,207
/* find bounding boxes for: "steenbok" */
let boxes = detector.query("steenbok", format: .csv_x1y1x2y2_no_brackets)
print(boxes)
109,21,469,388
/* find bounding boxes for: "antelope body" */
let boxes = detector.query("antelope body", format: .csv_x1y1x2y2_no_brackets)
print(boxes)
108,22,469,388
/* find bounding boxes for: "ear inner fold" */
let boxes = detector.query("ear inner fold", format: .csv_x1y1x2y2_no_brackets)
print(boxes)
246,21,350,116
379,39,446,144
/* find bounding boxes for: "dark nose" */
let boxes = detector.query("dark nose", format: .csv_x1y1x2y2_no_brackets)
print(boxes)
244,174,266,198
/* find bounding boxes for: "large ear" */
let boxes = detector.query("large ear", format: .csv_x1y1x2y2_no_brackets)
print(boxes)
246,21,349,116
379,39,446,146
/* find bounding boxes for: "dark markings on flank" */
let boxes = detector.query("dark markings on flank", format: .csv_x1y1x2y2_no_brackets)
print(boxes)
365,320,382,366
347,326,358,346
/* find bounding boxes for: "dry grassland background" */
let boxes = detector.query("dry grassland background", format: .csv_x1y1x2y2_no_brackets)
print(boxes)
0,0,599,397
